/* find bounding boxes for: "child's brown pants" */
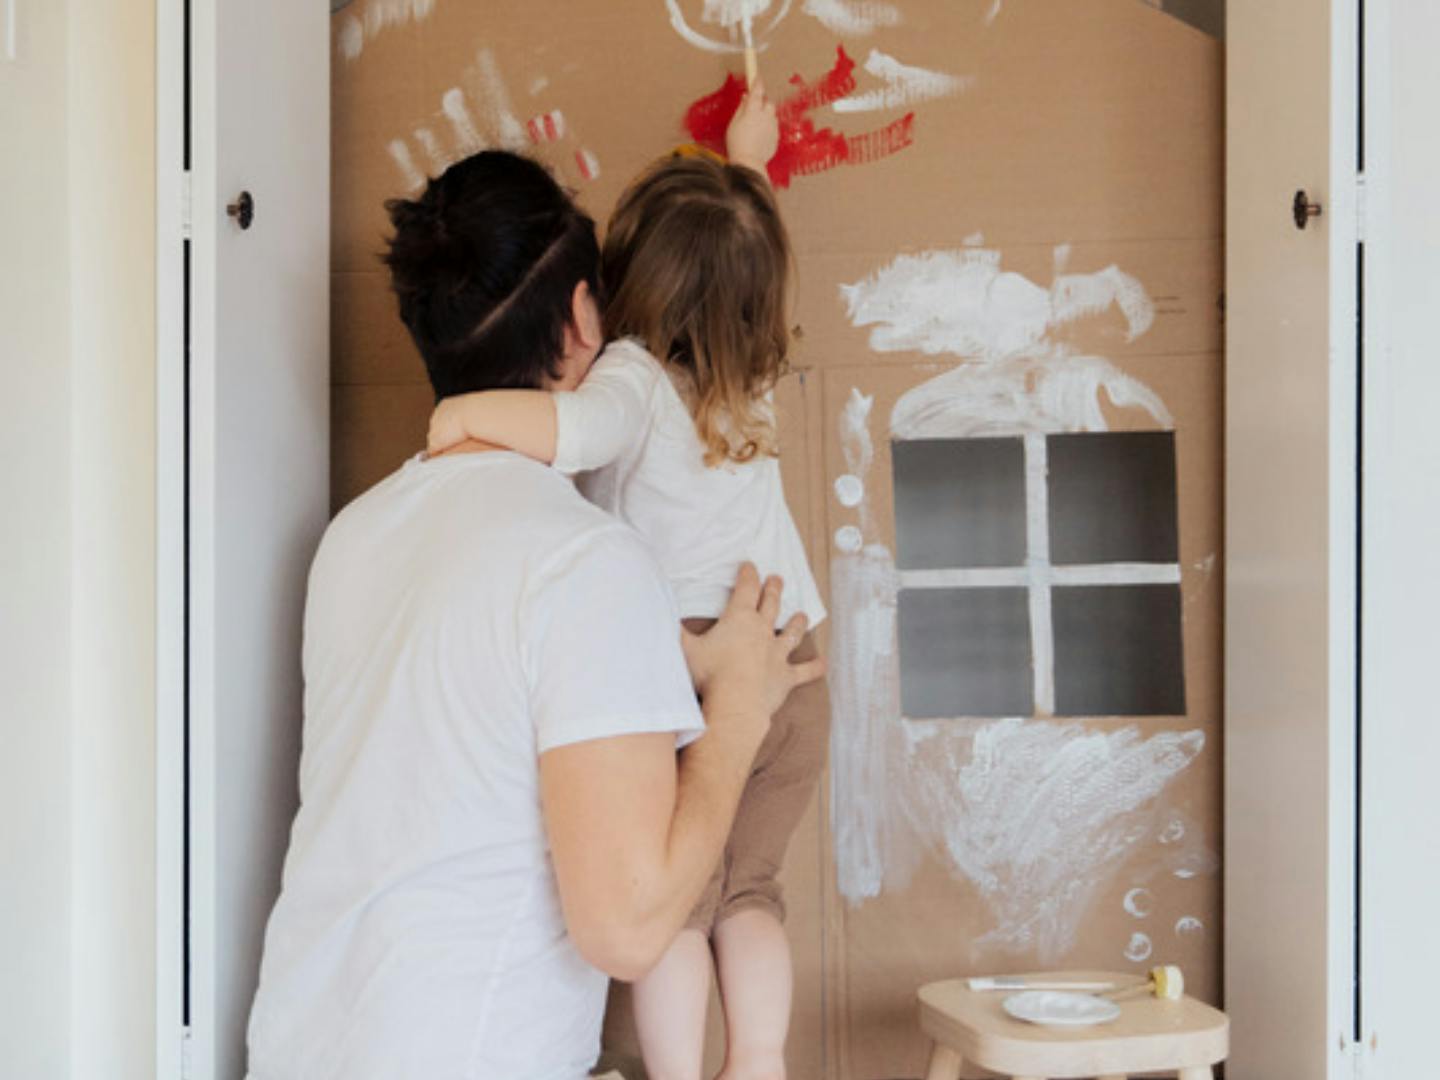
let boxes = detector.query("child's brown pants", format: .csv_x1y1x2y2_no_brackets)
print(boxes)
682,619,831,933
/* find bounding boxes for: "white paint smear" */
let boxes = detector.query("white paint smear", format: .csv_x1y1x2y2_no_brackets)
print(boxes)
414,127,446,172
834,474,865,507
666,0,791,52
1176,916,1205,937
1123,887,1155,918
828,248,1206,960
337,0,437,62
387,139,425,192
843,248,1154,361
528,75,550,96
703,0,773,28
1125,931,1154,963
802,0,901,36
984,0,1004,24
441,89,485,155
1159,817,1186,843
469,48,527,151
337,16,365,62
891,354,1172,440
835,525,864,553
833,49,972,113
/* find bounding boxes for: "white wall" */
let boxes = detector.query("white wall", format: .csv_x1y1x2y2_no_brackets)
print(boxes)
1361,2,1440,1074
0,0,156,1075
1,0,75,1075
67,0,157,1074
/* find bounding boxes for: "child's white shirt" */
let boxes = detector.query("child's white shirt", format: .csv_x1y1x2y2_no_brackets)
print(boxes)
553,337,827,630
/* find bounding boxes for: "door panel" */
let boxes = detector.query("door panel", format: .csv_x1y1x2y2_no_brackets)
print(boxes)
1360,3,1440,1075
1225,3,1358,1077
188,1,330,1076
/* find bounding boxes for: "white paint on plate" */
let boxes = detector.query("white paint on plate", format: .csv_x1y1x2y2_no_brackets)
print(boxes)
833,49,972,113
802,0,901,36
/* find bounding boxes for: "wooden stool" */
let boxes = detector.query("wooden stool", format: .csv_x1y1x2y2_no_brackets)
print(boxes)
918,970,1228,1080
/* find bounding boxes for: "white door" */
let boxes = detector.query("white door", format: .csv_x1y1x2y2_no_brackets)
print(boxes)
1358,3,1440,1075
168,0,331,1076
1225,2,1360,1078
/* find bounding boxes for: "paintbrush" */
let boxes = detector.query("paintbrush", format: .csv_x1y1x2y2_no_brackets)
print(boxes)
742,11,757,88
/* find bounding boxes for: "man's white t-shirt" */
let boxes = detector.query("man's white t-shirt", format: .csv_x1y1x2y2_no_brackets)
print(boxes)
246,451,704,1080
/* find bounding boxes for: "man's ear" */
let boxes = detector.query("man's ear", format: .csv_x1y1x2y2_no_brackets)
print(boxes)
570,280,603,352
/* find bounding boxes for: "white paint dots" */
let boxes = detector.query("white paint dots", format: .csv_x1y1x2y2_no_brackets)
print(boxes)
1159,817,1186,844
1122,887,1154,919
1176,916,1205,938
835,526,864,553
834,474,865,507
1124,932,1154,963
1174,867,1197,879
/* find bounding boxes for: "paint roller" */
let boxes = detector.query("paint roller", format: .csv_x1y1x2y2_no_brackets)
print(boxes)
1104,963,1185,1002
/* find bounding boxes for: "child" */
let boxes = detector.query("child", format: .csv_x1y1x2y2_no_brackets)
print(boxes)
426,84,828,1080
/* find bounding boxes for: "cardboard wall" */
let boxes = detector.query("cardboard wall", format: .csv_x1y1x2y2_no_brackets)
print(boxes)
331,2,1223,1076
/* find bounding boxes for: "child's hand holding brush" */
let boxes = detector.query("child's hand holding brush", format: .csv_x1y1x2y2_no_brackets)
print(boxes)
726,77,779,179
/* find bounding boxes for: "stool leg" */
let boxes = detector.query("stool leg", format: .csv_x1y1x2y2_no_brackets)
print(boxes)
924,1043,964,1080
1177,1069,1213,1080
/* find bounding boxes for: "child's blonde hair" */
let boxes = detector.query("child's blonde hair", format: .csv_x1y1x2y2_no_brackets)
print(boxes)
601,155,792,466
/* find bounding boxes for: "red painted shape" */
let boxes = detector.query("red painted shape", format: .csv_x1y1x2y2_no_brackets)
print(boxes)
682,45,916,188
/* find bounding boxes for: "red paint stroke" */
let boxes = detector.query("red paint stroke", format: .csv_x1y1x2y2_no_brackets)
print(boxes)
527,111,564,144
682,45,916,188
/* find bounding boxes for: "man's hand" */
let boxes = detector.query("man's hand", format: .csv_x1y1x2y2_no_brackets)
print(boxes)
682,564,826,731
725,79,779,177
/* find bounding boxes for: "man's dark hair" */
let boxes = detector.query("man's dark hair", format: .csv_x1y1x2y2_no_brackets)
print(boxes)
383,151,601,399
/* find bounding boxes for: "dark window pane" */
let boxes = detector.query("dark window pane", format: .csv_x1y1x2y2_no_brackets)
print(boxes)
898,587,1033,718
1047,432,1179,565
892,437,1027,569
1052,585,1186,716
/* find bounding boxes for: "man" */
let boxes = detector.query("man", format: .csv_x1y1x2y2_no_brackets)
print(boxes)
245,151,822,1079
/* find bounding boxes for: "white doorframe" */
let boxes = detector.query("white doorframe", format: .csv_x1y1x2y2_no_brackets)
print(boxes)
1225,1,1361,1076
155,0,188,1074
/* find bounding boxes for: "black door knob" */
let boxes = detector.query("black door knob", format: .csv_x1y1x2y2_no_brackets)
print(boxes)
227,191,255,230
1293,190,1322,230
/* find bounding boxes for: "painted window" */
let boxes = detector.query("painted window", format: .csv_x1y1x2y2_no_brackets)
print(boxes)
892,431,1186,718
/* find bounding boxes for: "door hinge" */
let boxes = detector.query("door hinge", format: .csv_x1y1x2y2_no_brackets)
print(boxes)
180,1025,194,1080
181,171,194,240
1356,171,1368,243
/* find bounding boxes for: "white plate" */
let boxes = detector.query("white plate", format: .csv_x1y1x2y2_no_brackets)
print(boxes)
1002,990,1122,1027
